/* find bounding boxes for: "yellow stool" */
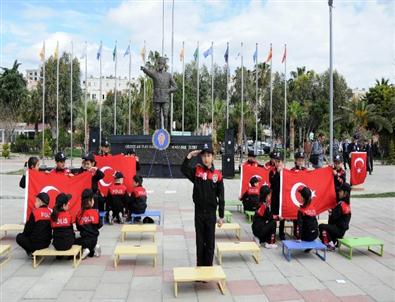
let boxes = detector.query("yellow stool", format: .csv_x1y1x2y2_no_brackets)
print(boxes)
216,241,260,264
120,224,157,242
0,244,12,266
216,223,241,240
113,244,157,268
32,245,82,268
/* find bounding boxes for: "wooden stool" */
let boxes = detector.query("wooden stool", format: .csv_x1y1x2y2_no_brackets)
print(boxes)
338,237,384,260
216,223,241,240
173,266,226,297
0,224,24,239
32,245,82,268
120,224,157,242
0,244,12,266
216,241,260,264
113,244,157,268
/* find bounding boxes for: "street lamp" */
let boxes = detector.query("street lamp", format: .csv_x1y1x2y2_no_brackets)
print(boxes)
328,0,334,163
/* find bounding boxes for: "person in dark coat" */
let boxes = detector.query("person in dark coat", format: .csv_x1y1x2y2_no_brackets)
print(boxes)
252,185,277,248
107,172,128,224
129,175,148,222
364,139,373,175
19,157,40,189
240,176,260,212
269,151,285,240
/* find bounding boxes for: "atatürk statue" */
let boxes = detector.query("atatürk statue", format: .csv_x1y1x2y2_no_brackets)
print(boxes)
141,57,177,130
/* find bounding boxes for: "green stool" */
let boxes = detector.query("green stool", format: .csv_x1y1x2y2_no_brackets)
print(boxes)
225,200,243,212
338,237,384,260
245,211,255,223
217,210,232,223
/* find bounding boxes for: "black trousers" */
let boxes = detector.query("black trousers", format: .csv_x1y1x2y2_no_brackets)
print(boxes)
16,233,50,255
319,224,345,244
95,194,106,212
300,229,318,242
75,237,97,257
53,237,74,251
252,220,276,244
194,212,216,266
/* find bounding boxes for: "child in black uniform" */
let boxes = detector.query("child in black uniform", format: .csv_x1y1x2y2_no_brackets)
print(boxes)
333,155,346,191
76,189,102,259
269,151,285,240
51,193,75,251
107,171,128,224
129,175,147,222
19,156,40,189
241,176,260,212
16,192,52,257
319,183,352,250
252,185,277,248
296,187,318,245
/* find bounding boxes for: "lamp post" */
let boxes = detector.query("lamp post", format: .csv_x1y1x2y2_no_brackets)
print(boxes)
329,0,334,164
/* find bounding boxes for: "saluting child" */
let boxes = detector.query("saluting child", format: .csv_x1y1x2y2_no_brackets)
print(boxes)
319,183,352,250
295,187,318,246
107,171,128,224
333,154,346,191
50,193,75,251
252,185,277,249
129,175,147,222
16,192,52,257
240,176,260,212
76,189,102,259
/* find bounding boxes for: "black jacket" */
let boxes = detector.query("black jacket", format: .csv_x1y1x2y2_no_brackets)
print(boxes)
297,209,318,240
241,187,260,211
328,201,351,233
51,210,75,246
129,185,147,213
76,167,104,193
76,209,102,239
181,157,225,218
269,169,281,215
252,203,274,231
23,206,52,245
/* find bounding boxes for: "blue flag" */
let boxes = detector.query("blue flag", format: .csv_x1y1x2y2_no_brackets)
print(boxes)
124,44,130,57
96,42,102,60
224,45,229,63
203,46,213,58
253,47,257,63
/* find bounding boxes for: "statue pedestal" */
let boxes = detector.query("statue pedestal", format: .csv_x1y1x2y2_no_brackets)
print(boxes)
109,134,212,178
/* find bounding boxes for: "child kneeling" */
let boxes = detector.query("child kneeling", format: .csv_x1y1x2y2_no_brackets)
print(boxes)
129,175,147,223
241,176,260,212
251,185,277,249
76,189,103,259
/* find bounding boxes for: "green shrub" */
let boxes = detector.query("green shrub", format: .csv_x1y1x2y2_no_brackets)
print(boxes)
2,143,10,158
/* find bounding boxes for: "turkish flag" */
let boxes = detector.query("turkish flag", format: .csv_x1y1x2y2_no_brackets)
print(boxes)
280,167,337,219
350,152,367,185
25,169,91,222
94,154,136,196
240,165,270,197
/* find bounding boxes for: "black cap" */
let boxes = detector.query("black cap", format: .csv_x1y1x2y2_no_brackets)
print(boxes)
200,143,213,154
55,152,67,162
55,193,72,207
101,140,110,147
133,175,143,185
334,154,342,163
248,150,256,157
36,192,50,205
353,134,359,140
249,176,259,186
272,151,284,160
259,185,272,198
269,151,276,159
81,188,93,201
114,171,124,179
294,151,305,159
339,183,351,193
299,187,312,201
82,152,95,162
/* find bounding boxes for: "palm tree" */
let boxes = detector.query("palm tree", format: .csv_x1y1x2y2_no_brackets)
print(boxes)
288,101,303,153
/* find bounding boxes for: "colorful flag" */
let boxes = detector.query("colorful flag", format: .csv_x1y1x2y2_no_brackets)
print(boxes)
203,45,213,58
350,152,367,185
280,167,337,219
112,44,117,61
240,164,270,197
25,169,91,222
179,47,184,62
224,45,229,63
281,45,287,63
253,46,258,63
54,42,59,60
235,52,240,60
39,42,45,62
96,42,102,60
193,47,199,61
265,45,272,63
140,44,146,63
124,44,130,57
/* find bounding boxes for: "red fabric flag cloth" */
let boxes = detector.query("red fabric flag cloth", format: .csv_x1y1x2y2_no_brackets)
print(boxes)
350,152,367,185
94,154,136,196
240,164,270,197
280,167,337,220
25,169,91,222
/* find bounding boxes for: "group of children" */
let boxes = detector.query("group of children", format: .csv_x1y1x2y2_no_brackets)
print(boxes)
242,150,352,251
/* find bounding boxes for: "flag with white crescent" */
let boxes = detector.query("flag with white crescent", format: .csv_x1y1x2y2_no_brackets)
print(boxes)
280,167,337,219
240,164,270,197
94,154,137,196
350,152,367,185
25,169,91,223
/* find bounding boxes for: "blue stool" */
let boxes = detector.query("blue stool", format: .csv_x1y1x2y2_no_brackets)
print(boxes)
282,240,327,262
130,210,161,225
99,211,106,225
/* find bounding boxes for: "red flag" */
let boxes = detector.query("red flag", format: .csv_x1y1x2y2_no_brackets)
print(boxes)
94,154,136,196
25,169,91,222
350,152,367,185
281,45,287,63
240,164,270,197
265,45,272,63
280,167,337,219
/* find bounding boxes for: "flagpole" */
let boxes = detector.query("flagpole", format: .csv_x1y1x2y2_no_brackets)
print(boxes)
143,40,147,135
226,42,229,129
181,41,185,134
162,0,165,56
170,0,174,133
329,0,334,164
56,41,59,153
211,41,214,131
99,41,102,147
269,43,273,151
128,40,132,135
84,41,88,152
70,41,73,167
114,41,118,135
283,44,287,163
255,42,259,153
196,41,200,132
241,41,244,165
41,41,46,163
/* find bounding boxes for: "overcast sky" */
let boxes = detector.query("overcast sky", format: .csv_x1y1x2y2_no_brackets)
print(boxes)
1,0,394,89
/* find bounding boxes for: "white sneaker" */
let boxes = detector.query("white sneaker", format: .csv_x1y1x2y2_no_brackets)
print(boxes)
264,243,278,249
94,244,101,257
327,241,336,251
82,248,90,259
118,213,124,224
108,211,113,225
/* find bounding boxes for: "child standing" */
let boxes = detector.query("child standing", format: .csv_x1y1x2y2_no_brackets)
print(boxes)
319,183,352,250
16,192,52,257
333,154,346,191
241,176,260,212
76,189,102,259
51,193,75,251
252,185,277,249
107,171,128,224
49,152,72,175
19,156,40,189
129,175,147,222
295,187,318,245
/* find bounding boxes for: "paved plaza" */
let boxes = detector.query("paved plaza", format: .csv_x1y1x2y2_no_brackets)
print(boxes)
0,158,394,302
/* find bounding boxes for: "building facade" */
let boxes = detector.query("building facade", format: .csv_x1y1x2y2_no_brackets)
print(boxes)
25,68,40,90
82,76,134,101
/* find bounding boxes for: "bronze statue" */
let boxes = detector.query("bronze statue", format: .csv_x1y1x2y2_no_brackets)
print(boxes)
141,57,177,130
